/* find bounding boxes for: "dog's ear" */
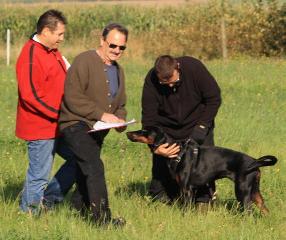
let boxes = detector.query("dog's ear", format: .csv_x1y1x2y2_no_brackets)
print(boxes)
141,126,168,146
135,135,154,144
126,130,155,144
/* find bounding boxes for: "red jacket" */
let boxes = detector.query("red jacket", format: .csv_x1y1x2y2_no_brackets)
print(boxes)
16,38,67,140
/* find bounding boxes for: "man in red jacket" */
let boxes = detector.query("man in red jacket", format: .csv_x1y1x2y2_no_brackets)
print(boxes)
16,9,75,214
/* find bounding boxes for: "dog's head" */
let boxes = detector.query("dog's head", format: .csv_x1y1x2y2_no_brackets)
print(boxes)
126,126,168,146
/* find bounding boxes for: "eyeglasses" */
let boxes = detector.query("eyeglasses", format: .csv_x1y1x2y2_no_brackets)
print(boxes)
106,40,126,51
158,69,180,85
159,78,180,85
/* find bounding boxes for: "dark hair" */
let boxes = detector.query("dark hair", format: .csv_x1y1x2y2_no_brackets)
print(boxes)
37,9,67,34
154,55,178,81
102,23,129,41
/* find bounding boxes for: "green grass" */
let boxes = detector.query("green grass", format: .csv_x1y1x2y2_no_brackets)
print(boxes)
0,57,285,239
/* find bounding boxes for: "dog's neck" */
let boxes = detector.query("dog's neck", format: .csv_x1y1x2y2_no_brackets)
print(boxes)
167,137,200,180
174,138,198,162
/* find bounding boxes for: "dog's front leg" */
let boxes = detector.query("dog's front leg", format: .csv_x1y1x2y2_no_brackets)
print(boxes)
180,185,194,210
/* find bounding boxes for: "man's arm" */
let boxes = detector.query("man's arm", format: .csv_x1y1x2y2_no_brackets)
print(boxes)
141,70,160,128
17,61,59,120
193,59,222,127
62,56,105,121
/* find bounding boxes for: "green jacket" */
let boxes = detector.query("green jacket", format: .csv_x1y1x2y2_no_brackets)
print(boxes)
59,50,127,130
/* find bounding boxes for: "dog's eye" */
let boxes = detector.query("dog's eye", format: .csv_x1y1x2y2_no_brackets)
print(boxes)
142,130,149,135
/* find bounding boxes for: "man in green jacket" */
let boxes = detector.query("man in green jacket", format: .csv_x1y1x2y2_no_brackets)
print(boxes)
59,23,128,227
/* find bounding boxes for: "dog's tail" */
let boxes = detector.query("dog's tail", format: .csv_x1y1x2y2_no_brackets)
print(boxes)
246,155,278,173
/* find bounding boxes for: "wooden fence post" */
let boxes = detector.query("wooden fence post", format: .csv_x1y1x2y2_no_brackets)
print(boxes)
221,17,228,60
220,0,228,60
7,29,11,66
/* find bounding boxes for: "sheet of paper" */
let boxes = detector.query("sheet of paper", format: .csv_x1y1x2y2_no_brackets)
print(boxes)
88,119,136,132
62,56,71,70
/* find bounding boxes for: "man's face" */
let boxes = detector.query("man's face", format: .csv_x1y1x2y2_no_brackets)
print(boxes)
158,69,180,87
100,29,127,62
42,22,65,49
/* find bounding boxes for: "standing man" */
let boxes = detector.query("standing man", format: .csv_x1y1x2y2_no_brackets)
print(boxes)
16,9,76,214
58,23,128,227
142,55,221,208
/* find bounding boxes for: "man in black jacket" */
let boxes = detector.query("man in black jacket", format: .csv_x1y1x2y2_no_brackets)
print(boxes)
142,55,221,207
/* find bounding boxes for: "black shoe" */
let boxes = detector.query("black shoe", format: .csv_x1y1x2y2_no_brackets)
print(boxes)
41,198,54,212
91,207,126,228
150,192,172,204
94,216,126,228
111,217,126,228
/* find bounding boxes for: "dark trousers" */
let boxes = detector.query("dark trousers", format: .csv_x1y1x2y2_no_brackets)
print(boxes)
62,121,111,222
149,129,216,203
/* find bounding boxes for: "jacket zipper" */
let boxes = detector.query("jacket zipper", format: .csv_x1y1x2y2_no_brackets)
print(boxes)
173,86,182,136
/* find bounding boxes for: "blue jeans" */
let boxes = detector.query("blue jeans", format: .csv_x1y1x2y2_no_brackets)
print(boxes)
20,137,76,213
43,138,77,207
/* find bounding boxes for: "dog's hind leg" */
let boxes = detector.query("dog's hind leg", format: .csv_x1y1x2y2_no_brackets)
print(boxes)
251,170,269,215
234,176,253,213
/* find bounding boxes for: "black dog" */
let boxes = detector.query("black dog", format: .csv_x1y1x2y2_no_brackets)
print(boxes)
126,126,278,214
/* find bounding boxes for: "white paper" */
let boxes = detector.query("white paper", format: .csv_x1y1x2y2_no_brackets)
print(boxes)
89,119,136,132
62,56,71,70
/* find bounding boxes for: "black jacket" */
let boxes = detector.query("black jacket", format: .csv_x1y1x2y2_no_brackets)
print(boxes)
142,56,221,140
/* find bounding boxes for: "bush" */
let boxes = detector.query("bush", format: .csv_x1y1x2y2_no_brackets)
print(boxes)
1,1,286,59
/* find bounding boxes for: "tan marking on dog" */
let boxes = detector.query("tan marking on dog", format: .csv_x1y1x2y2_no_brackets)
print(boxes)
252,171,269,214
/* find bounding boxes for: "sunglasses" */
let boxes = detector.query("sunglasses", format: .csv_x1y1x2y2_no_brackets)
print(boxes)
158,69,180,86
106,40,126,51
159,78,180,85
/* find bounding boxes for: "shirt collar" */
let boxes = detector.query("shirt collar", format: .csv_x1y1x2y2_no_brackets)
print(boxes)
32,34,41,43
30,32,55,53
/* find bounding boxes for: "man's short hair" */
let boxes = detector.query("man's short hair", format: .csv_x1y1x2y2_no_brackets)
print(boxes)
154,55,178,81
37,9,67,34
102,23,129,41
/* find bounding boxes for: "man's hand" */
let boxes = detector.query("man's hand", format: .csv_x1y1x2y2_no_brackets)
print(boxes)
115,118,126,133
154,143,180,158
191,125,209,145
100,113,126,132
101,113,121,123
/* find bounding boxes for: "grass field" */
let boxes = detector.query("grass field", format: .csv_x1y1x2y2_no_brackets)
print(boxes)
0,0,207,5
0,56,285,239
